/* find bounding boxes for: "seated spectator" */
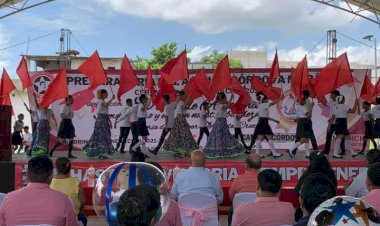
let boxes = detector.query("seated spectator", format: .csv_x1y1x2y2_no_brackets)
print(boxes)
295,151,337,195
345,149,380,197
147,161,182,226
229,153,261,200
362,162,380,212
232,169,295,226
50,157,87,226
171,150,223,204
294,173,336,226
0,156,79,226
228,153,261,225
117,184,161,226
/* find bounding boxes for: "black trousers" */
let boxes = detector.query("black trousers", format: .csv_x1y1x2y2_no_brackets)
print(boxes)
324,124,346,154
197,127,210,145
116,127,131,151
155,128,171,152
130,122,139,151
234,128,248,148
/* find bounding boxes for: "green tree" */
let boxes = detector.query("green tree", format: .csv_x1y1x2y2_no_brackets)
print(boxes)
133,42,178,70
200,50,243,68
133,56,149,70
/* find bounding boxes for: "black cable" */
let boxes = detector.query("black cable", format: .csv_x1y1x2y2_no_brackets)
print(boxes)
71,32,89,56
306,34,327,56
336,31,380,51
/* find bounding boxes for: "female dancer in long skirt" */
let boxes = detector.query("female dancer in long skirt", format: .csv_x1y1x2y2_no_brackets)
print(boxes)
287,97,313,158
358,101,377,154
31,106,57,156
247,92,282,158
197,101,210,145
82,89,115,159
204,92,244,158
49,95,76,158
162,91,198,157
131,94,152,156
329,95,359,158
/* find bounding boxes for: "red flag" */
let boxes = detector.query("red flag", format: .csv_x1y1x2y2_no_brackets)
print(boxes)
145,66,156,99
153,76,177,112
70,88,95,111
311,53,353,97
78,51,107,89
40,68,68,108
251,75,281,100
190,68,213,101
291,56,313,101
228,76,251,105
0,68,15,105
184,77,202,104
209,55,231,96
230,96,248,114
268,50,280,85
16,57,32,89
372,76,380,102
360,74,374,103
160,50,188,84
117,55,139,102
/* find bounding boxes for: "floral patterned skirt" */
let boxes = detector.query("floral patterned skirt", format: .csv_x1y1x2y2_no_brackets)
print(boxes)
83,114,114,157
31,119,50,156
162,114,198,154
204,118,244,158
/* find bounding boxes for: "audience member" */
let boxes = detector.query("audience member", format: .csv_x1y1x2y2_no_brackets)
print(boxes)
232,169,295,226
362,162,380,212
345,149,380,197
171,150,223,204
294,173,337,226
295,151,337,195
117,184,161,226
0,156,79,226
50,157,87,226
146,161,182,226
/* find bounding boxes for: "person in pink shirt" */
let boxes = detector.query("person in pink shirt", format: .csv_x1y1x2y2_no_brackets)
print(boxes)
362,162,380,212
232,169,295,226
0,156,79,226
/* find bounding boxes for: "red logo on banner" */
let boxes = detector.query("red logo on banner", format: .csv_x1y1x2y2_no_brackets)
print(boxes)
31,71,54,98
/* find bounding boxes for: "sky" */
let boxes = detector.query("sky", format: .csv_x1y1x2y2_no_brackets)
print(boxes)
0,0,379,78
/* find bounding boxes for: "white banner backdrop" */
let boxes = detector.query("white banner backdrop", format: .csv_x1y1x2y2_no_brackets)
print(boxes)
28,68,367,150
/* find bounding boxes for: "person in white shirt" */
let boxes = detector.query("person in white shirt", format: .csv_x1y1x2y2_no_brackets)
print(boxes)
132,94,152,156
22,126,32,152
359,101,377,155
49,95,77,158
248,92,283,158
234,114,249,150
151,95,177,155
197,101,210,145
129,100,139,151
82,89,115,159
12,113,24,154
114,99,133,153
328,95,359,158
288,97,313,158
162,91,198,158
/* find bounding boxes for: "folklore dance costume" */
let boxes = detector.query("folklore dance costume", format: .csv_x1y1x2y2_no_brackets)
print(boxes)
49,105,76,158
204,104,244,158
31,109,54,156
83,99,114,158
162,101,198,156
197,108,209,145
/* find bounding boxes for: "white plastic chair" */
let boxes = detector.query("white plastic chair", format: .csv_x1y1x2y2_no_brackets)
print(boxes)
232,192,257,210
178,193,220,226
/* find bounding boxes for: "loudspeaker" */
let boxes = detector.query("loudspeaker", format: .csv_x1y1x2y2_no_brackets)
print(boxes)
0,105,12,161
0,161,15,193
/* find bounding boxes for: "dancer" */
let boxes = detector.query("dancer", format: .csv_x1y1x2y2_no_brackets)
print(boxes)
114,98,133,153
49,95,76,158
204,92,244,158
162,91,198,157
234,114,249,150
150,94,176,155
31,106,57,157
287,97,312,158
24,98,39,156
247,92,283,158
197,101,210,146
358,101,377,154
322,90,345,155
129,99,139,151
82,89,115,159
12,113,24,153
329,95,359,158
371,97,380,148
131,94,152,156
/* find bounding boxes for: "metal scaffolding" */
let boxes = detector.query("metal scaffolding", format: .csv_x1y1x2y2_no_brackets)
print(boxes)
0,0,55,20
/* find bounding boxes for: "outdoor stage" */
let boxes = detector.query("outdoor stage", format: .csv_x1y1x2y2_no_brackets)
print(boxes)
12,149,364,215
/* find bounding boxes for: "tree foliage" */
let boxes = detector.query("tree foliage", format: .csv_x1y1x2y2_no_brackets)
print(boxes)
200,50,243,68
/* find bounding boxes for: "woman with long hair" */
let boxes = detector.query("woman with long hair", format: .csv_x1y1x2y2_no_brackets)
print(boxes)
197,101,210,145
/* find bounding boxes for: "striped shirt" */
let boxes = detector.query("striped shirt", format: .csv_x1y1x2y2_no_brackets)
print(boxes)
229,170,259,200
